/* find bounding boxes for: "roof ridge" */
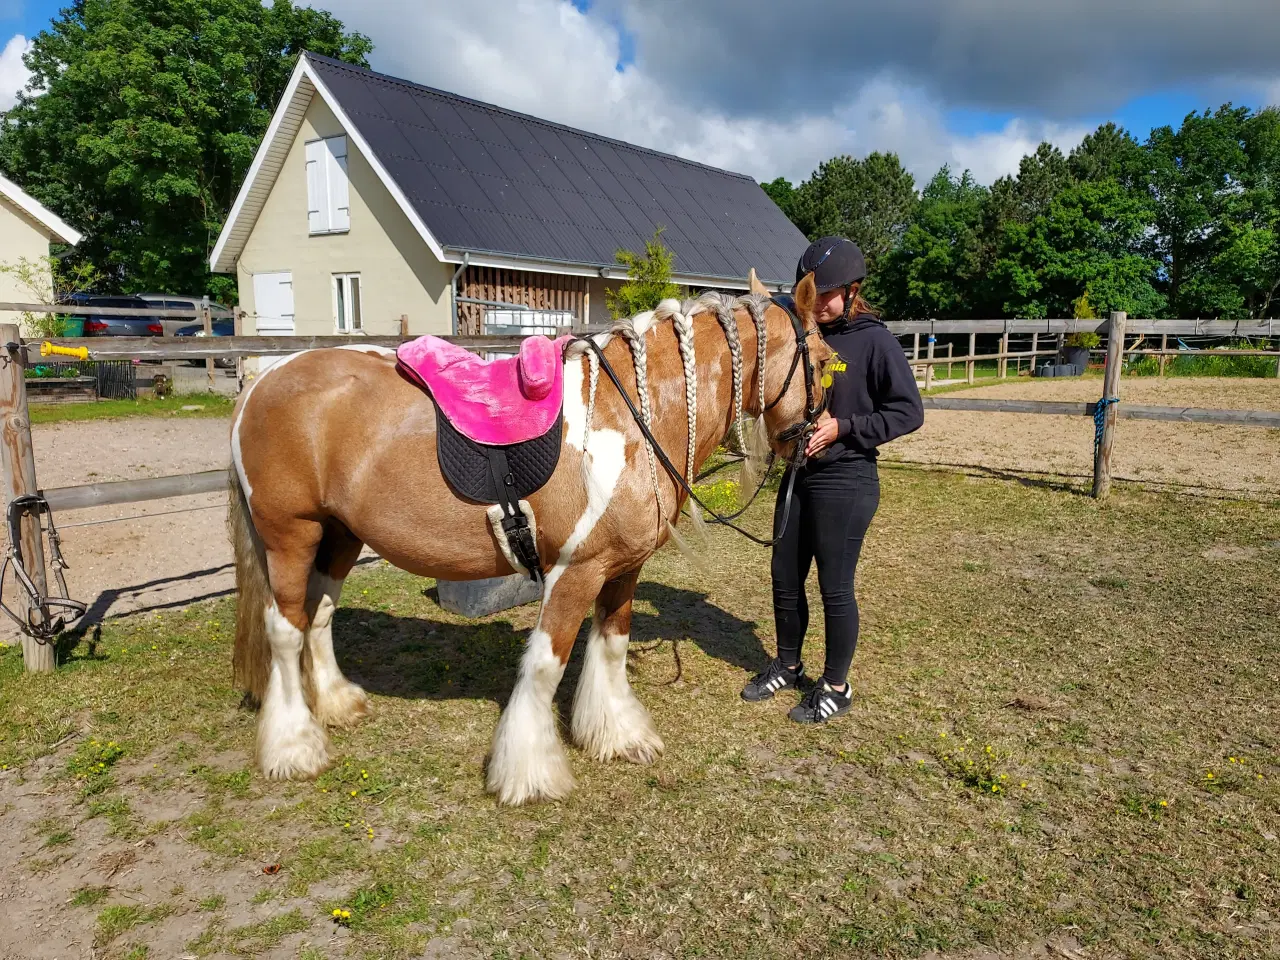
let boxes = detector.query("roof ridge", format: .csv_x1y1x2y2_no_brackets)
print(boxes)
302,51,756,184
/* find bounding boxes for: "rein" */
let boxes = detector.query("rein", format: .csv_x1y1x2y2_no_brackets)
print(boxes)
573,296,824,548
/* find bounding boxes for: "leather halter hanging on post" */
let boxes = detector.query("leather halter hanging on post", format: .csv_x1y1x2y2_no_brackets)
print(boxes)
573,295,826,548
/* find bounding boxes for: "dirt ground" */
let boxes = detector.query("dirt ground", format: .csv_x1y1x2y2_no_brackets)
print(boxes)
892,377,1280,498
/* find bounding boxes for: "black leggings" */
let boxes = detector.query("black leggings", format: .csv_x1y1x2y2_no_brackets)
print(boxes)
771,457,880,686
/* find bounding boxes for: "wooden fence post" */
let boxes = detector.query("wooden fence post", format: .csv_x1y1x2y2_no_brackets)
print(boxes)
999,323,1010,379
1092,311,1127,499
233,307,245,386
399,314,409,337
1159,333,1168,377
0,326,53,671
967,332,976,384
201,297,214,391
924,331,935,390
946,341,953,380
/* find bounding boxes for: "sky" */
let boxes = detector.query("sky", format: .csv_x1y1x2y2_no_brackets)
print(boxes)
2,0,1279,188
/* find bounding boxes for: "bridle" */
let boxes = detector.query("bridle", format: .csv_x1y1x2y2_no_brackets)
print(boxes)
573,294,827,548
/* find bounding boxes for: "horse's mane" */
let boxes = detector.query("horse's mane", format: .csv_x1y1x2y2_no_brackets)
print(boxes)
567,292,774,539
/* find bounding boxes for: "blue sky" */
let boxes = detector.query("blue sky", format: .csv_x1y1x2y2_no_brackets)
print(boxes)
3,0,1278,185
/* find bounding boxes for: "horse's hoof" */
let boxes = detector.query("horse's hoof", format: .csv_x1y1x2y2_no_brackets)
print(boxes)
486,745,575,806
257,716,331,780
313,682,371,729
617,732,665,766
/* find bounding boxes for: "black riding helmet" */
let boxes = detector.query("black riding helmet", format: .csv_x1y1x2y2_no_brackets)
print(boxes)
795,236,866,292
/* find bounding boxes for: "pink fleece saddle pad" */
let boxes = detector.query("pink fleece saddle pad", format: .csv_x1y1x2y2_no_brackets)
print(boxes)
396,334,568,445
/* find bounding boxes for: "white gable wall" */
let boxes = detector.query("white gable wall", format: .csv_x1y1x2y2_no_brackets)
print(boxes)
0,198,60,305
235,94,452,337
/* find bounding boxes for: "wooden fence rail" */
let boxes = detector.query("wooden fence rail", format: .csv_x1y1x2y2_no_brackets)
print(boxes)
921,397,1280,426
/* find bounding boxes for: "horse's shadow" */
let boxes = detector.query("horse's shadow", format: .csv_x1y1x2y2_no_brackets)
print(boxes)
336,581,767,706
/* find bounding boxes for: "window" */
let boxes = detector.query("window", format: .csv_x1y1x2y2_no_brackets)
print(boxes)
306,136,350,234
333,274,362,332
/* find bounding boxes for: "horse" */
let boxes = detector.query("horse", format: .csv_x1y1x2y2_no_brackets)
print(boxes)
227,273,828,805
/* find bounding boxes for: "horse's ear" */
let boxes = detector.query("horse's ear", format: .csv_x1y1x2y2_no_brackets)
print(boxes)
793,272,818,326
748,267,769,296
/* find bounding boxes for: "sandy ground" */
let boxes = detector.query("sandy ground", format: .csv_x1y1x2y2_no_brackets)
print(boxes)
891,377,1280,498
0,417,234,642
2,376,1277,645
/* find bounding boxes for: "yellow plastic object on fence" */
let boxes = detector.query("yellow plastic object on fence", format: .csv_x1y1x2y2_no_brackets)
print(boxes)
40,341,89,362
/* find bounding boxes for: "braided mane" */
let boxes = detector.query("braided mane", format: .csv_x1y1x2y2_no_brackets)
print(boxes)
569,292,773,536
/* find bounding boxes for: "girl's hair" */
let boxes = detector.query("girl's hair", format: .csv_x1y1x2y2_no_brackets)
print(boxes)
848,281,879,318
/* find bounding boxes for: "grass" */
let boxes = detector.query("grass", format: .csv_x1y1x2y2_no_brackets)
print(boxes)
2,463,1279,958
28,392,235,425
94,904,173,946
70,886,112,907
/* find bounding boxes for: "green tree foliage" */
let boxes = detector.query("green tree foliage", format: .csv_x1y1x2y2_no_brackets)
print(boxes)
606,228,681,320
766,105,1280,320
992,179,1165,319
0,0,372,300
769,153,917,286
878,167,987,319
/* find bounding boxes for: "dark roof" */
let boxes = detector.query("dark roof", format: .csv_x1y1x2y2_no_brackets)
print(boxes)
305,54,807,284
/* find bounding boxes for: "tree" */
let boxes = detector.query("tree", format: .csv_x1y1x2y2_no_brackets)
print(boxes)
0,0,372,300
606,228,681,320
1069,122,1144,185
878,166,987,320
789,152,918,281
1147,105,1280,318
761,176,799,225
991,179,1165,318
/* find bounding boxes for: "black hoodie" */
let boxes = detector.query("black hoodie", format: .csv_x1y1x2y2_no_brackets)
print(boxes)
811,312,924,466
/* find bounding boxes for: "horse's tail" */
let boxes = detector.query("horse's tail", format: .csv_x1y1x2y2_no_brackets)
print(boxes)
228,464,272,704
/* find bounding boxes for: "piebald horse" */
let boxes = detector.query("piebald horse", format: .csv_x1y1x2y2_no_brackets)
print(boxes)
228,274,828,805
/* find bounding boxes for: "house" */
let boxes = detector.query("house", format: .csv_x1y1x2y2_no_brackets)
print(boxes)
0,174,82,302
209,53,808,342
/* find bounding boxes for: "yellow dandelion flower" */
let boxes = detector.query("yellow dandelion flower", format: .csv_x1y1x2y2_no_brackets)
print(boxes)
1205,772,1215,780
1229,757,1237,763
342,910,351,919
1159,800,1168,807
991,785,1000,793
343,822,350,828
332,909,342,918
1020,782,1028,789
939,732,947,739
350,790,357,796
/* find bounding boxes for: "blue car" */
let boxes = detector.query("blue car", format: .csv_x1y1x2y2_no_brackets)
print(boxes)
174,318,236,367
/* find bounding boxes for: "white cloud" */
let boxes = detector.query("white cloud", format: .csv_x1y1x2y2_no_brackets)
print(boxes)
320,0,1084,187
0,34,31,111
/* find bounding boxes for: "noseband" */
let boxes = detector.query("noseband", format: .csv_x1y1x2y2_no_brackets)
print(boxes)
573,295,826,548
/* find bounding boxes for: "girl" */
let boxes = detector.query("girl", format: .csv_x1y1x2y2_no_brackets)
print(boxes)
742,237,924,723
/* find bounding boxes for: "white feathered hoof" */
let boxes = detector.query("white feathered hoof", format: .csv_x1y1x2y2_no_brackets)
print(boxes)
486,713,575,806
256,712,332,780
313,681,371,730
573,705,665,765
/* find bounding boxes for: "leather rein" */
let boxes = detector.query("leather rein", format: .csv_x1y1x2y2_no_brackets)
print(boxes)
572,296,826,548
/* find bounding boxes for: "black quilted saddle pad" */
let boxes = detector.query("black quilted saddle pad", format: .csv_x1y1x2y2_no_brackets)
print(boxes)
434,401,563,504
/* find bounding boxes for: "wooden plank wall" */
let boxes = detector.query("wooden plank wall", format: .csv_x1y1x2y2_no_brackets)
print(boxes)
459,268,588,335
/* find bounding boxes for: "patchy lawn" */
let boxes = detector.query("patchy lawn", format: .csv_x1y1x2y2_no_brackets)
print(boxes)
1,464,1277,959
28,392,236,425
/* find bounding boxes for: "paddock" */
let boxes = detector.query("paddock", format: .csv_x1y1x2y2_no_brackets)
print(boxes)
1,367,1277,958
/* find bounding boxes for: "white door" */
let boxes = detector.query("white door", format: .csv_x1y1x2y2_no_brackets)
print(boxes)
252,272,294,373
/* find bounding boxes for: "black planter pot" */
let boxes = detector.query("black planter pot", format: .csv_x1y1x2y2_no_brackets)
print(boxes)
1062,346,1091,368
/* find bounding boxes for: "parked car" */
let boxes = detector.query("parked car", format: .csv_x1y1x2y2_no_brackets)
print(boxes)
136,293,232,336
71,294,164,337
175,318,235,368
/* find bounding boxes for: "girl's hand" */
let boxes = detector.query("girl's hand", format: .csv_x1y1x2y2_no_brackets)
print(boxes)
805,414,840,457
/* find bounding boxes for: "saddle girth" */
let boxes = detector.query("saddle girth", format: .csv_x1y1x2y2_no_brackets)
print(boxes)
485,445,543,582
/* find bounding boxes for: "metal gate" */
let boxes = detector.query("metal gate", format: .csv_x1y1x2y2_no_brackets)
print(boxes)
27,360,136,400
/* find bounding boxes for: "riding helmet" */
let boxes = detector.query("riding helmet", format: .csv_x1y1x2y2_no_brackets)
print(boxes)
795,237,866,292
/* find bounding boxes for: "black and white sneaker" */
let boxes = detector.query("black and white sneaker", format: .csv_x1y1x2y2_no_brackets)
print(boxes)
788,681,852,724
741,658,806,702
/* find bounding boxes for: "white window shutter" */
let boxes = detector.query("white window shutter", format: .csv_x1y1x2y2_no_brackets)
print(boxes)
305,139,329,233
327,137,350,231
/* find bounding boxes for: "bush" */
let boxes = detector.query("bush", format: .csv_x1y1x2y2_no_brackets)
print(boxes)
606,228,683,320
1128,339,1278,378
1065,331,1100,349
